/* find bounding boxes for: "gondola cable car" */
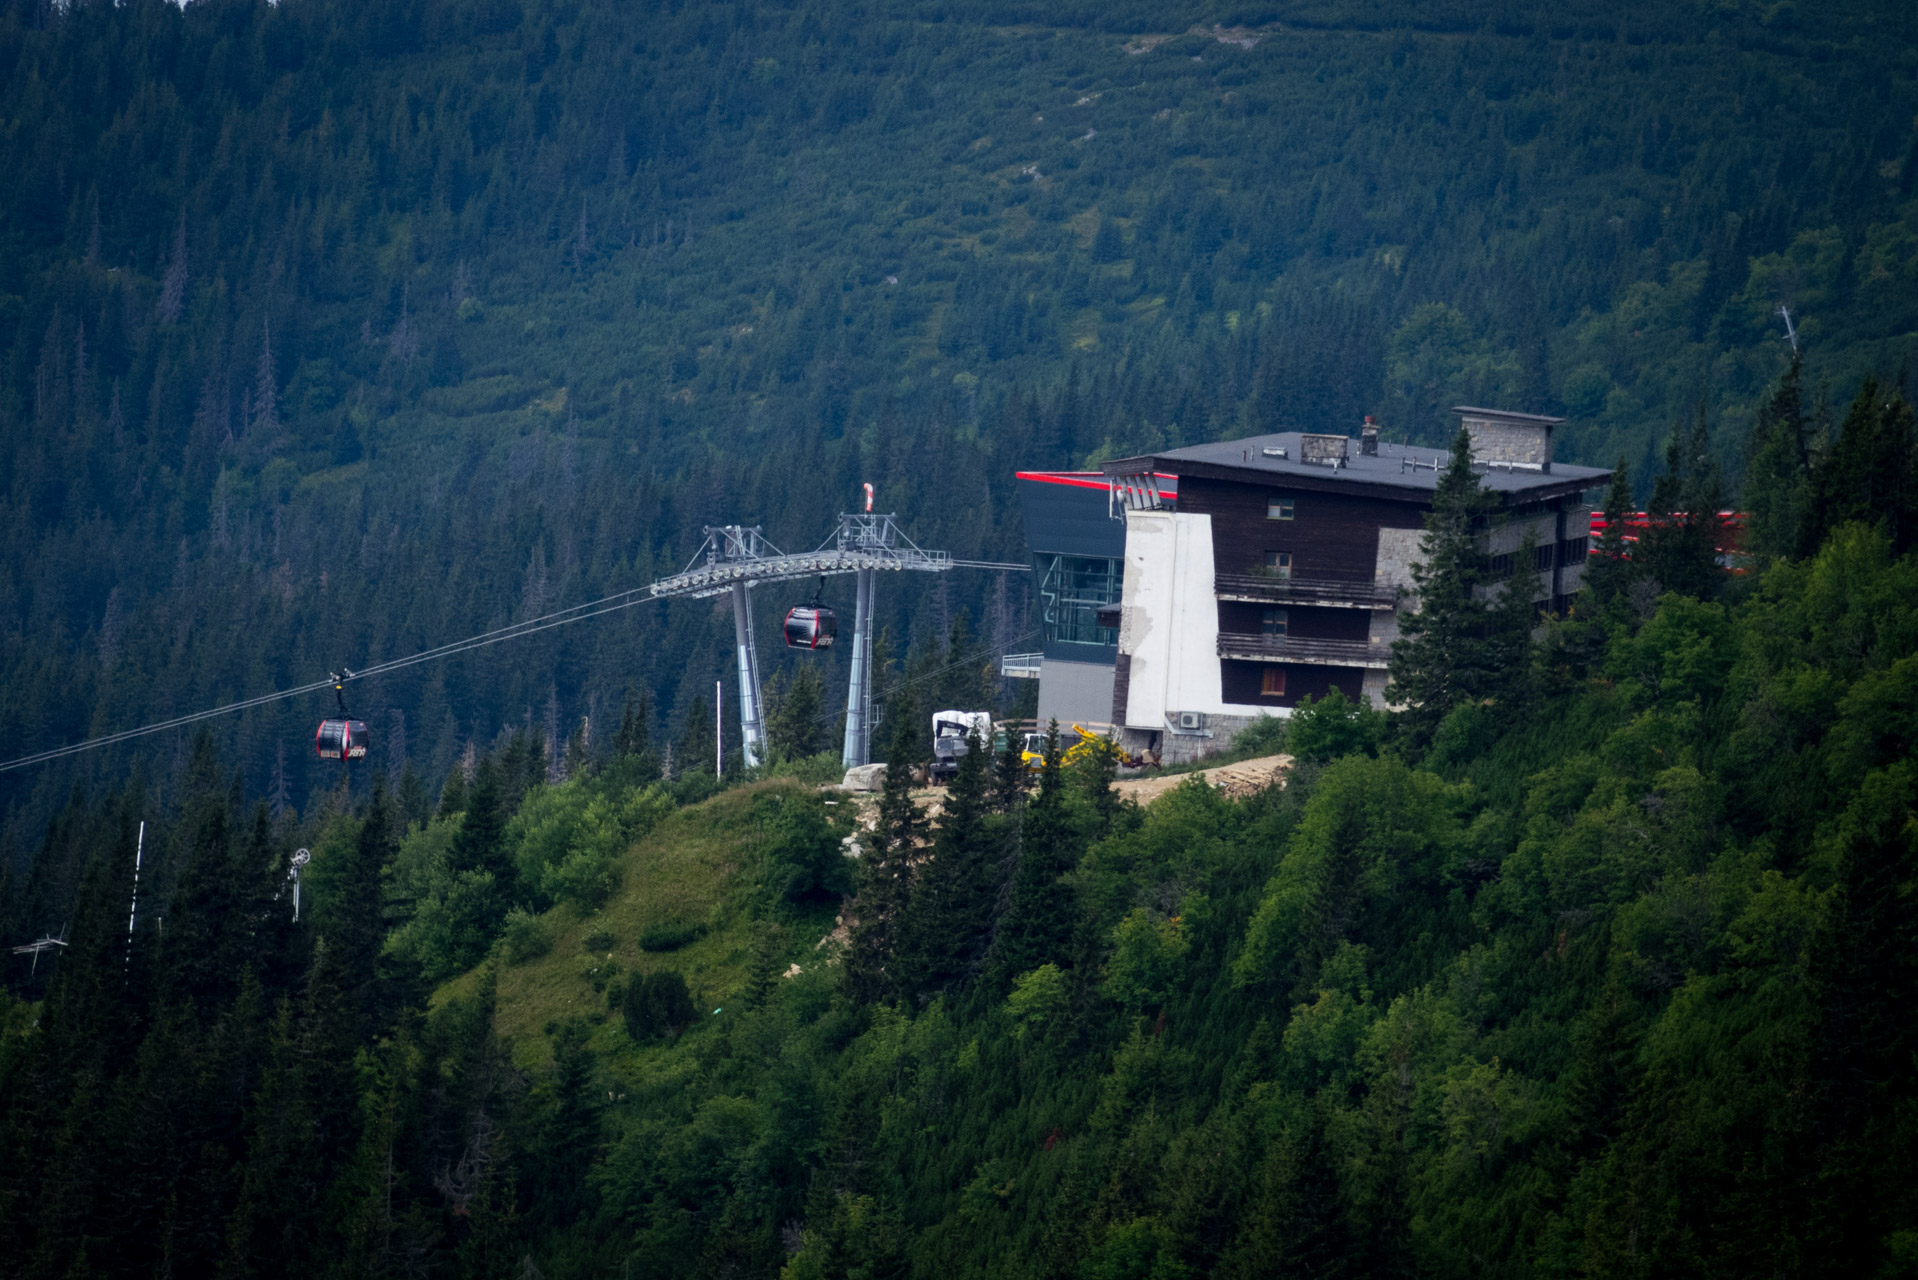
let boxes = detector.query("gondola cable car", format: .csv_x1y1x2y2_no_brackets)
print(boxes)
315,675,369,761
782,577,838,650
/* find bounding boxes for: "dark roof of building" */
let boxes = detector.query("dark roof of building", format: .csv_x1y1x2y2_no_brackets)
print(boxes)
1103,432,1610,505
1452,405,1566,425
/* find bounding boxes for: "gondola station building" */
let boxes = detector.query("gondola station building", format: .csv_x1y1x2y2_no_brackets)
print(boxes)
1017,408,1612,765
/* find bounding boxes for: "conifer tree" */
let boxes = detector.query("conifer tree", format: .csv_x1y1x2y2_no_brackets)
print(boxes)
993,723,1026,813
897,729,1002,999
1638,405,1729,599
1385,428,1508,743
1805,380,1918,555
845,714,927,1004
990,722,1075,982
1743,354,1812,566
1583,455,1640,610
778,661,828,759
315,780,395,1042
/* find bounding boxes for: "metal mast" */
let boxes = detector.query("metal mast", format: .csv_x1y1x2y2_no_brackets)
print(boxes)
702,526,775,769
648,504,1025,774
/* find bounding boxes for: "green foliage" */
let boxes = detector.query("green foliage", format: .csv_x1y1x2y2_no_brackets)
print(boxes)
502,907,555,964
1386,428,1532,743
7,5,1918,1278
1639,406,1731,599
638,920,705,953
1103,907,1191,1011
622,969,696,1042
1228,714,1289,757
1005,964,1071,1041
1285,688,1385,763
756,791,854,903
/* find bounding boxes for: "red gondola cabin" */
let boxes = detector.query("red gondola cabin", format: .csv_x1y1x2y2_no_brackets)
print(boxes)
782,606,837,650
316,717,369,760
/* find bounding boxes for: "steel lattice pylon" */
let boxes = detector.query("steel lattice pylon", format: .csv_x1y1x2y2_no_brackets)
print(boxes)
650,514,1018,770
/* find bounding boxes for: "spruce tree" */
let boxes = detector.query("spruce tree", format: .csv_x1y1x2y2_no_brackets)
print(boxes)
769,661,826,759
1583,455,1639,610
993,723,1027,813
845,714,926,1004
1805,380,1918,555
990,723,1076,982
315,780,395,1043
1384,428,1503,743
1743,355,1813,566
897,729,1003,1000
1638,406,1729,599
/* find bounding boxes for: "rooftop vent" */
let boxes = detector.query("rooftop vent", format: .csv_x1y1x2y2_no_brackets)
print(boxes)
1360,415,1380,456
1261,446,1288,459
1455,406,1563,474
1300,433,1349,468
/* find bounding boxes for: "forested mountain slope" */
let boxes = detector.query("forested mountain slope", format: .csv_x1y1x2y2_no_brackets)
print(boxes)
2,0,1916,833
3,490,1916,1278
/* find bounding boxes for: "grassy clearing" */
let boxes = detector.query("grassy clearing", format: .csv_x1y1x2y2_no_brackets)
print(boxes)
436,777,838,1070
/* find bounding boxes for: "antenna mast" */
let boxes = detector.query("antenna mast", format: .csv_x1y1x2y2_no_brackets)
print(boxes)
124,819,144,970
1777,304,1800,356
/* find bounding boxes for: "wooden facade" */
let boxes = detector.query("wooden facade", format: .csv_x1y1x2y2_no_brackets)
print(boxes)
1173,475,1426,583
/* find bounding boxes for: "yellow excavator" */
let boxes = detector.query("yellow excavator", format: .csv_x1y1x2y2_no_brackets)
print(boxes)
1001,724,1140,772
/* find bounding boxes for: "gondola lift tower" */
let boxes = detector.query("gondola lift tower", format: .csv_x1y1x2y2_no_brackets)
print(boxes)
648,489,1022,769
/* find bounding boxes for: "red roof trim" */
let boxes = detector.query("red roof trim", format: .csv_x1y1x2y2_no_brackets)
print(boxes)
1016,470,1177,493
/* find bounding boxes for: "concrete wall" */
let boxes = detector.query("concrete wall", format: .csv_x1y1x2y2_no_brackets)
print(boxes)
1463,414,1553,468
1036,658,1117,729
1115,509,1283,761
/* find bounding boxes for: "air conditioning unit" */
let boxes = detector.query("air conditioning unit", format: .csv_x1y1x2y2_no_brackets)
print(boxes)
1170,711,1209,734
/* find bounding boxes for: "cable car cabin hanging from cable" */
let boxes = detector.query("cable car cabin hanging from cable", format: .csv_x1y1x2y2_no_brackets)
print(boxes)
315,678,368,761
783,578,837,650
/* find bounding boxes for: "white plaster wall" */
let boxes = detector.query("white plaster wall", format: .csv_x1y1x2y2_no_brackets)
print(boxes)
1118,510,1231,726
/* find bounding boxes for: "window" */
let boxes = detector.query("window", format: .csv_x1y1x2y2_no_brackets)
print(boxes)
1037,554,1123,646
1488,552,1515,580
1261,667,1286,696
1267,495,1294,520
1534,543,1556,572
1262,551,1292,579
1261,608,1289,637
1561,535,1589,562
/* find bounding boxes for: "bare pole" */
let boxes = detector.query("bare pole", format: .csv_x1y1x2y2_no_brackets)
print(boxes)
125,820,144,970
715,680,723,778
729,581,766,768
841,565,875,768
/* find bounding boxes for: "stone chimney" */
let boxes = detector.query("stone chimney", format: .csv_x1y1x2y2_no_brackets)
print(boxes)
1299,433,1349,467
1454,406,1564,473
1360,414,1380,456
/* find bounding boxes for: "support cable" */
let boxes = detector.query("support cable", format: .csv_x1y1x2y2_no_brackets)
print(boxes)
0,585,661,773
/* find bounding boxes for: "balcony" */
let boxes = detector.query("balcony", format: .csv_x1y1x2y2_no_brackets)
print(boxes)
999,652,1043,680
1216,632,1389,670
1214,573,1400,609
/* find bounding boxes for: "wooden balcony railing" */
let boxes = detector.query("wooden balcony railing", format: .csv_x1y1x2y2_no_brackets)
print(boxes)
1214,574,1400,609
1216,632,1389,670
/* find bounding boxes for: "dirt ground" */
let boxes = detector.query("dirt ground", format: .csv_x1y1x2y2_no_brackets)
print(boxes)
846,753,1295,822
1110,754,1294,805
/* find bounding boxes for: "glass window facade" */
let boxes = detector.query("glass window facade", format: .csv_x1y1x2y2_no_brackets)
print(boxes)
1037,554,1122,647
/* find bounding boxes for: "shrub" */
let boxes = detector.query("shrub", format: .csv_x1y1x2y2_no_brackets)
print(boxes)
623,969,697,1041
501,907,554,964
639,920,704,952
1286,688,1384,763
1231,715,1288,756
758,792,854,902
582,929,617,953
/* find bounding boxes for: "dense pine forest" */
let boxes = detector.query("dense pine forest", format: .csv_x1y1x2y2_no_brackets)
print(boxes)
3,0,1918,1276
